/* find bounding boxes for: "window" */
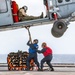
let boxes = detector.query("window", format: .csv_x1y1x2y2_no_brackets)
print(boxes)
44,0,47,5
58,0,63,3
0,0,7,13
65,0,70,2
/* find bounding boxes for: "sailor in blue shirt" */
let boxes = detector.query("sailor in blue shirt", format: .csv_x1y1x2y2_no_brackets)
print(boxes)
26,39,39,70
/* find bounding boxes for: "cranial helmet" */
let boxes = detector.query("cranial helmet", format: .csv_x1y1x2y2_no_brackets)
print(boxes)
42,42,47,47
33,39,38,43
22,6,28,12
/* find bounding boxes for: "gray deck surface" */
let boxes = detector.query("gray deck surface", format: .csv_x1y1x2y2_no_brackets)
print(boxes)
0,71,75,75
0,63,75,75
0,67,75,75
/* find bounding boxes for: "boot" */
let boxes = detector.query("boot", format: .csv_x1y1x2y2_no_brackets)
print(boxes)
40,12,43,18
51,68,54,71
37,68,43,71
45,15,47,18
25,68,30,71
25,67,30,71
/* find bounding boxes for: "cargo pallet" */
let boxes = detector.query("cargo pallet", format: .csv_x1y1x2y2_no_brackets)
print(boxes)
7,51,34,71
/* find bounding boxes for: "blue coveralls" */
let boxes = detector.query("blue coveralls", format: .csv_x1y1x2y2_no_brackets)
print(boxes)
26,41,39,70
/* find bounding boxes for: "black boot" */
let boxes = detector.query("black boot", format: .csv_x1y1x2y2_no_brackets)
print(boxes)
51,68,54,71
38,68,43,71
25,68,30,71
40,12,43,18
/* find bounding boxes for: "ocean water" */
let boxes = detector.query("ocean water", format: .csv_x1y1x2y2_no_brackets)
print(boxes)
0,54,75,63
38,54,75,63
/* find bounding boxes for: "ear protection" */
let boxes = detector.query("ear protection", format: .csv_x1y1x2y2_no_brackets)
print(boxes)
22,6,28,12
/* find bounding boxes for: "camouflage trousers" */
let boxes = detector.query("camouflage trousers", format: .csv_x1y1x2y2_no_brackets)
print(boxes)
19,16,40,21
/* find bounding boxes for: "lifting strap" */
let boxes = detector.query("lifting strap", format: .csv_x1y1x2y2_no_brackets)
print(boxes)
25,26,32,43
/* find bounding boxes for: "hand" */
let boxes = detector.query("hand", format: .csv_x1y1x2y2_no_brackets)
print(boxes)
25,27,29,29
25,26,30,30
38,52,41,53
37,50,41,53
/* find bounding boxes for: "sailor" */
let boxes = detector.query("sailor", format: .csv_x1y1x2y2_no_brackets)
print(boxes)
37,42,54,71
18,6,43,21
26,39,40,71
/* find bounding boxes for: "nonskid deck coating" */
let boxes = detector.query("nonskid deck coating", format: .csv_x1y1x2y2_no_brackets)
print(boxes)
0,71,75,75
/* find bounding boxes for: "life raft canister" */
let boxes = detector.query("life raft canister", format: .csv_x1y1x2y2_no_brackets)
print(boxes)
11,1,19,22
43,47,52,57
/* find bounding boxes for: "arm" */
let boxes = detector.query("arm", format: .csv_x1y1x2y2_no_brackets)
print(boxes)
27,40,31,46
37,48,46,53
27,41,37,50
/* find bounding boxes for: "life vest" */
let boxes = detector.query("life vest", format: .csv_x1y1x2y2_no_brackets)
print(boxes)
43,46,52,57
11,1,19,22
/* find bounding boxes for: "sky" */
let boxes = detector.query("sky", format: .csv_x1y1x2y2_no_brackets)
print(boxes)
0,0,75,54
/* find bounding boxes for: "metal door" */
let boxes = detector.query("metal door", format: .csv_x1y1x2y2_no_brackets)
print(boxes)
0,0,13,26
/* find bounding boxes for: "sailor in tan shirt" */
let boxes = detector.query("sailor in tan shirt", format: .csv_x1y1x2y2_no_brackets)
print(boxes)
18,6,43,21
